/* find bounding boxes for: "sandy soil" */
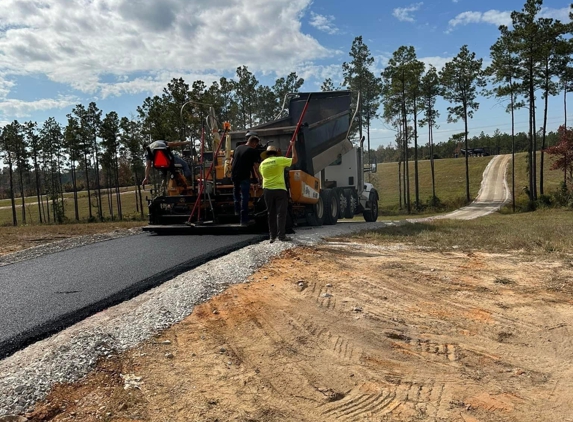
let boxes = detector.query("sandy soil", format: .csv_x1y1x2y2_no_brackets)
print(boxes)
23,239,573,422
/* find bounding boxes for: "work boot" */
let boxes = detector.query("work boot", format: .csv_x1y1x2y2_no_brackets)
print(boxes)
279,236,293,242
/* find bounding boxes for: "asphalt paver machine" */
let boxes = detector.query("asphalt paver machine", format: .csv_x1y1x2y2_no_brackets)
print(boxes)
142,90,379,234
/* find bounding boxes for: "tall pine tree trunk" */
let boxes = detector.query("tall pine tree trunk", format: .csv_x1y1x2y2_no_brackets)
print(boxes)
107,170,114,219
71,161,79,220
413,103,419,209
8,159,17,226
134,167,144,219
83,153,93,220
34,159,43,223
540,88,549,196
564,86,568,128
531,90,538,200
398,158,402,209
115,159,123,220
430,123,436,203
18,165,26,224
402,105,410,213
511,94,516,212
93,142,103,221
464,103,470,203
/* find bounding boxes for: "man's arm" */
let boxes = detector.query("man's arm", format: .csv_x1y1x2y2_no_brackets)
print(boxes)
167,140,192,148
253,162,262,182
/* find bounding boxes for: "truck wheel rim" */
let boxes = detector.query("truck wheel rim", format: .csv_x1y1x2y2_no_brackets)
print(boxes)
339,193,347,211
316,198,324,218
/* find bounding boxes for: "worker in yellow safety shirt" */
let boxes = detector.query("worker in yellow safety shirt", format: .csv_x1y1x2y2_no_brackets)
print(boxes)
259,139,298,243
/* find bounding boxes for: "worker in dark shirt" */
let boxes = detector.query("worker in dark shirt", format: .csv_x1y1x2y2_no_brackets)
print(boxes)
231,134,262,226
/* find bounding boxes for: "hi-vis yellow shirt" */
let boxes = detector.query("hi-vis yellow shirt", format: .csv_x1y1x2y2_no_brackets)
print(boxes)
260,156,293,190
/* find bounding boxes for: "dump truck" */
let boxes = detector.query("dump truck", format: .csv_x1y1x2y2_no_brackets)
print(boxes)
142,90,378,233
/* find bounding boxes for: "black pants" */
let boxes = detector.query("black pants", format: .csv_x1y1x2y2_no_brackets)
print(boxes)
264,189,288,240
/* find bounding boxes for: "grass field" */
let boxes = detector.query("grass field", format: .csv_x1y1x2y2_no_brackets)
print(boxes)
0,151,567,226
372,152,566,214
371,155,494,213
355,208,573,255
509,151,565,206
0,186,148,226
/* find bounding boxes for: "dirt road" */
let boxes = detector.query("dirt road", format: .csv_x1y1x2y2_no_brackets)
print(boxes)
437,154,511,220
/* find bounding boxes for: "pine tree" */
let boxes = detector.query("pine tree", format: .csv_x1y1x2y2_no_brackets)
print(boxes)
440,45,486,203
382,46,423,212
487,25,524,211
419,65,441,205
510,0,543,201
343,36,382,178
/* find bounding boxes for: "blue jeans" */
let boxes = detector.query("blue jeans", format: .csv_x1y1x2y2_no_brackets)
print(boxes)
233,179,251,224
174,156,191,179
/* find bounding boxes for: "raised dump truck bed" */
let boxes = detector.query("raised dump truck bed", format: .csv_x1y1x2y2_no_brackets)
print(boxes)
229,91,354,177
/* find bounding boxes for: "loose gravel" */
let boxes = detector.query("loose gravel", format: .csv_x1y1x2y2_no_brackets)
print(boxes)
0,221,386,417
0,228,143,267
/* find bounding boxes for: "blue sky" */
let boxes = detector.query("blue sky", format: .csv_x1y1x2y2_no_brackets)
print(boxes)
0,0,571,149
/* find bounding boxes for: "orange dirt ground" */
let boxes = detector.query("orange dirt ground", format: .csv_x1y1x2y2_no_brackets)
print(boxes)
24,240,573,422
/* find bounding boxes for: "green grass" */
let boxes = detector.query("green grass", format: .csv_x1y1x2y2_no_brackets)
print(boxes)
354,209,573,255
0,186,147,226
508,152,565,206
371,156,494,213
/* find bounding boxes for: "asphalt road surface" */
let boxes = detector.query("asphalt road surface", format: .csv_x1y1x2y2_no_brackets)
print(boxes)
0,233,263,359
436,154,511,220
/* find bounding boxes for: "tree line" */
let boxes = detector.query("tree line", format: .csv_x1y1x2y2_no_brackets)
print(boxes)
1,0,572,225
337,0,573,212
0,70,305,226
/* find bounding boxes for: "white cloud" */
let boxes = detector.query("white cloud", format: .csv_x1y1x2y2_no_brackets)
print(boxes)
448,10,511,30
0,96,79,118
0,0,333,107
309,12,338,34
540,6,571,21
419,56,453,71
447,6,571,32
393,3,423,23
97,71,221,99
481,10,513,26
0,76,16,99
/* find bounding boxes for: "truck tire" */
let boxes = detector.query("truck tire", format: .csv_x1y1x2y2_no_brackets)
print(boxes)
305,194,325,226
363,189,379,222
344,189,358,219
336,188,347,219
323,189,339,225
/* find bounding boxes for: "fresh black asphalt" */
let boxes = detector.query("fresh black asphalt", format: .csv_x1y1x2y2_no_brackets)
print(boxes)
0,233,264,359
